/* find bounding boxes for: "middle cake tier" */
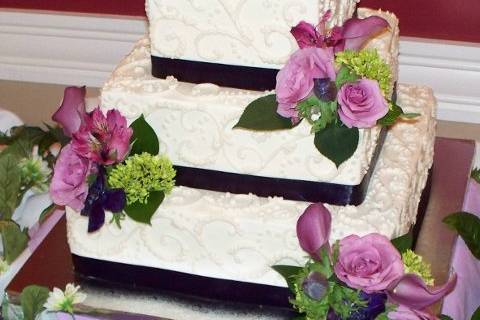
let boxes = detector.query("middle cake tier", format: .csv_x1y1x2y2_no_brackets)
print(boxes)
102,38,384,205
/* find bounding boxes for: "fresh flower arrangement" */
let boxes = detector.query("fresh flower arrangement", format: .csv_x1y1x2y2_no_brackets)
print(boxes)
234,12,418,167
49,87,175,232
273,203,457,319
0,119,65,273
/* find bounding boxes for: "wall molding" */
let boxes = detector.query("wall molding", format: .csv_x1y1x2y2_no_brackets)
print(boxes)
1,10,480,123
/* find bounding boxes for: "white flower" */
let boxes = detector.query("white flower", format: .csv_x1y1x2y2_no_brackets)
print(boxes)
18,145,51,192
0,257,9,275
43,283,86,314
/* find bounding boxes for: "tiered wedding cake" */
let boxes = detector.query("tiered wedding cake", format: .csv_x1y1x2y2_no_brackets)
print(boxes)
65,0,435,303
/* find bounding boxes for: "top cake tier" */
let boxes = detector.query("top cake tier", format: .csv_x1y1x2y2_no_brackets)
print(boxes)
146,0,359,69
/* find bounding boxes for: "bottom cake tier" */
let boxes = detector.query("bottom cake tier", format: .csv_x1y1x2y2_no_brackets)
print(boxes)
66,84,435,298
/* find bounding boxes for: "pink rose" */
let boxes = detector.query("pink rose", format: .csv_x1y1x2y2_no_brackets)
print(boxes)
337,79,388,128
72,108,133,165
50,143,92,211
334,233,404,293
275,47,336,121
388,305,436,320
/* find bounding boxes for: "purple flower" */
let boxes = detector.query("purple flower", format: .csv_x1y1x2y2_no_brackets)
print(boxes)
387,305,437,320
275,48,336,122
302,271,329,300
349,292,387,320
337,16,390,52
52,86,87,137
297,203,332,260
387,273,457,311
291,21,323,49
313,78,337,102
50,144,92,211
81,166,126,233
337,79,389,128
72,108,133,165
290,13,389,53
334,233,404,293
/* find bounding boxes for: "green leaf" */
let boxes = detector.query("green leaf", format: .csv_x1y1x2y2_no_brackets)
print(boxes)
0,154,22,220
335,65,358,89
391,231,413,253
39,203,55,224
38,124,69,154
124,191,164,224
129,115,159,156
20,285,50,320
471,306,480,320
443,212,480,259
233,94,295,131
439,315,453,320
271,265,302,292
0,220,29,263
471,168,480,184
377,102,403,126
314,122,359,168
310,247,333,278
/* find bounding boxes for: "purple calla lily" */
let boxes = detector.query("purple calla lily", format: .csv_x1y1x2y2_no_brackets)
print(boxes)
290,14,389,53
387,273,457,310
297,203,332,260
52,86,87,137
339,16,390,52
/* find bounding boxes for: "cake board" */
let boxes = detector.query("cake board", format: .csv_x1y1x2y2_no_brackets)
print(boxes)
6,137,474,319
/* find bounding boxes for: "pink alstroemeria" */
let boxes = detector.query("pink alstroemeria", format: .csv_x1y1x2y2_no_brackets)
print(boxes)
297,203,332,260
290,12,389,53
72,107,133,165
387,273,457,311
52,86,87,137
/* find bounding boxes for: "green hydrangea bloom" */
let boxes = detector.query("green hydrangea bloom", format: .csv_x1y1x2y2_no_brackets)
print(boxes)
402,249,434,286
108,153,176,205
18,149,51,192
335,49,392,96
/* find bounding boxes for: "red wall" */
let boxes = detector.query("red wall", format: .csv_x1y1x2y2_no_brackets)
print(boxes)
1,0,479,43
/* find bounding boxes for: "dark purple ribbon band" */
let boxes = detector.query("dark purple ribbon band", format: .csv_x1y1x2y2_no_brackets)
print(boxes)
151,55,279,91
173,128,387,206
72,254,294,313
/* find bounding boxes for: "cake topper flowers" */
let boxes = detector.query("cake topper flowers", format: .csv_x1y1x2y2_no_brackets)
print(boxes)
50,87,175,232
234,12,418,167
273,203,457,319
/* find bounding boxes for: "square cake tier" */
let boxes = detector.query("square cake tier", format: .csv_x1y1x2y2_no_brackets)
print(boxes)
102,38,381,189
68,84,436,288
146,0,359,69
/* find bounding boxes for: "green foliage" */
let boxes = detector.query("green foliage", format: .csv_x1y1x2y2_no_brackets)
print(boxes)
20,285,50,320
0,220,29,263
233,94,296,130
471,168,480,184
335,64,359,89
314,122,359,167
391,231,413,254
129,115,159,156
297,96,338,133
124,190,165,225
377,102,403,126
443,212,480,259
39,203,55,224
335,49,392,96
402,249,434,286
271,265,303,292
439,315,454,320
108,153,176,205
0,154,22,219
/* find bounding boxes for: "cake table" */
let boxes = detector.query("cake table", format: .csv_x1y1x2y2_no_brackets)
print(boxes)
6,137,474,319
